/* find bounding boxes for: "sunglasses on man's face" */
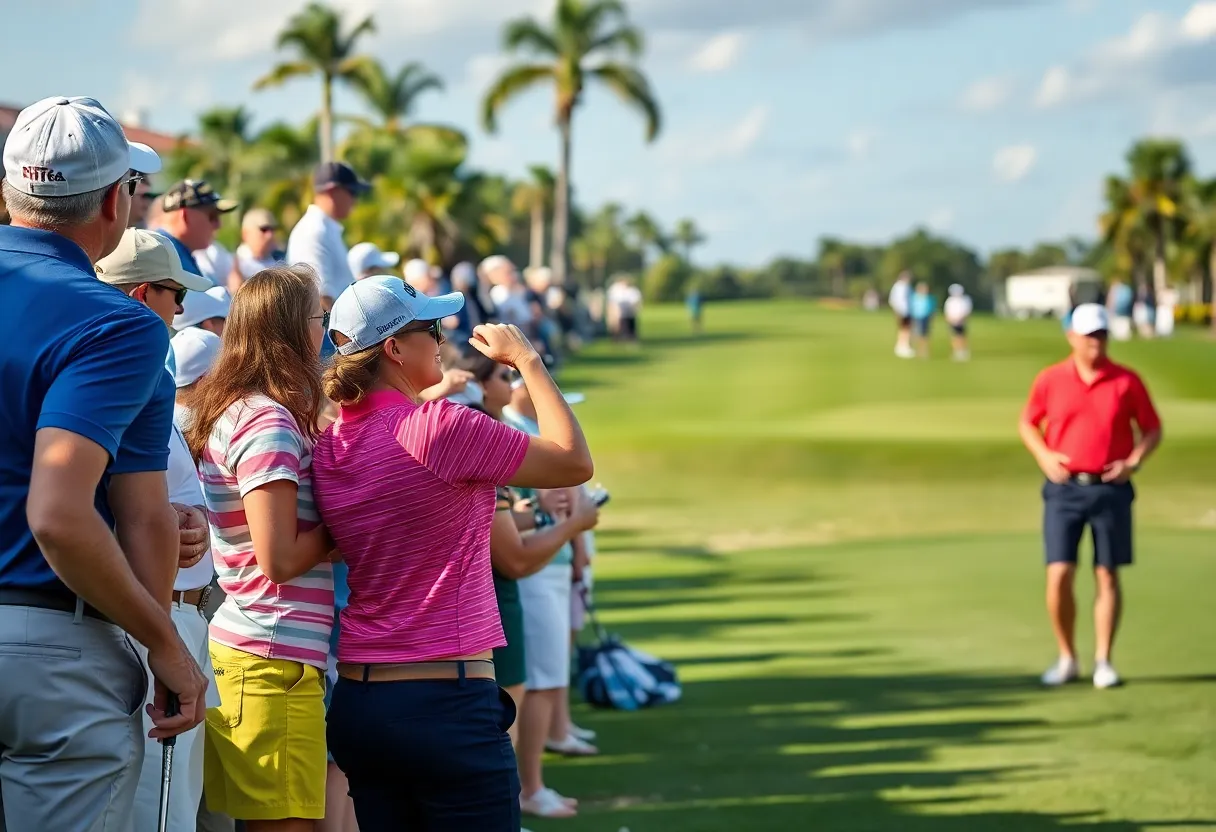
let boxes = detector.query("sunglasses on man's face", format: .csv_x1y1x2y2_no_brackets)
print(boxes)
119,174,145,197
151,283,188,304
310,311,331,329
259,225,278,234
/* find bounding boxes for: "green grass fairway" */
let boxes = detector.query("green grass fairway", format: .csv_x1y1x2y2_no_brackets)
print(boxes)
539,301,1216,832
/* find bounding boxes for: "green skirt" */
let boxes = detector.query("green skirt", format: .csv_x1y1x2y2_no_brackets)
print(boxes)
493,571,527,687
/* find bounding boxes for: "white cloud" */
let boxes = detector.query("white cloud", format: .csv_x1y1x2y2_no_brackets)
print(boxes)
993,144,1037,183
687,32,746,73
661,104,770,164
846,128,878,160
960,76,1015,112
927,207,955,232
1035,2,1216,108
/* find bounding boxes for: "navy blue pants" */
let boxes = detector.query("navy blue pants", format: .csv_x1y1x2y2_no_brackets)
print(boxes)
1042,480,1135,569
327,677,520,831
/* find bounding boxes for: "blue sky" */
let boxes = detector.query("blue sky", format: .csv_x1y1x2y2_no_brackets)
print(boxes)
6,0,1216,265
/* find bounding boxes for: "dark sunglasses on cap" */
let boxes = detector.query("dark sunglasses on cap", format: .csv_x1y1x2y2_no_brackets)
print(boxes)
401,319,444,345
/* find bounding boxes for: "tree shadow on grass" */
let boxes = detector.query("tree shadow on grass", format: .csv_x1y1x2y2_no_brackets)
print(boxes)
539,672,1191,831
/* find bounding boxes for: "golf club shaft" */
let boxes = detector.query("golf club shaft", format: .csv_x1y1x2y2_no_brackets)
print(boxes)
157,693,180,832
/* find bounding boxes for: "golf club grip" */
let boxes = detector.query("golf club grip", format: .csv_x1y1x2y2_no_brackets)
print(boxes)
163,693,179,748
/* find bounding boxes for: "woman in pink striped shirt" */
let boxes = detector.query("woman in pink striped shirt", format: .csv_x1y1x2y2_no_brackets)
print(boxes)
311,276,593,832
185,266,336,830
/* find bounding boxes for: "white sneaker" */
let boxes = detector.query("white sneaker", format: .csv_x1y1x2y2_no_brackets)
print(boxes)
1093,661,1121,689
1040,657,1079,686
568,722,597,742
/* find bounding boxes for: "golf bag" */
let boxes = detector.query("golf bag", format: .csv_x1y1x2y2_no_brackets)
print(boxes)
574,587,681,711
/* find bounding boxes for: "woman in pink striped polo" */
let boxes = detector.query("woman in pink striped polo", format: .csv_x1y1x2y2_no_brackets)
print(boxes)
311,275,594,831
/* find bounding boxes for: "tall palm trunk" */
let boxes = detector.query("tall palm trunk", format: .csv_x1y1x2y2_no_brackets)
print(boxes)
529,203,545,270
320,73,335,163
1152,218,1167,297
550,117,572,285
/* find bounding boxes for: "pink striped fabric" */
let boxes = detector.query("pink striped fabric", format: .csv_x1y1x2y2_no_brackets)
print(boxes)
312,390,530,664
199,396,334,669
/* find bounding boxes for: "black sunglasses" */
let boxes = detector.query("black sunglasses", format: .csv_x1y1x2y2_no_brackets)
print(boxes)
310,311,331,329
120,174,145,197
401,319,444,345
152,283,188,304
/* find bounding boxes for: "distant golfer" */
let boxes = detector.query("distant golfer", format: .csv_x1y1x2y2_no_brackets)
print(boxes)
1018,303,1162,689
944,283,972,361
888,271,914,358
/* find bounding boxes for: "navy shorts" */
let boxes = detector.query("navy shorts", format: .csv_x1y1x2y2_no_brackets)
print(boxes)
1042,480,1135,569
327,676,520,831
913,317,931,337
950,322,966,336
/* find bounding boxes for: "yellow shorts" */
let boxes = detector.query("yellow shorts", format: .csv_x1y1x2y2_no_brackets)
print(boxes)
204,642,327,820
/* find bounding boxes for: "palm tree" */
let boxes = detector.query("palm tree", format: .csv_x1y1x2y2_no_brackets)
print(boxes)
1100,174,1153,288
347,59,444,134
672,218,706,264
254,2,377,163
1123,139,1191,295
511,165,555,270
482,0,661,285
1182,176,1216,333
624,211,665,268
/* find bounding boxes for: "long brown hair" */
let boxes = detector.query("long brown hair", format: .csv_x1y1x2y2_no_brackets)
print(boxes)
184,265,323,459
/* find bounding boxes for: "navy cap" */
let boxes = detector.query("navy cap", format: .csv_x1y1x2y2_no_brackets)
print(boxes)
313,162,371,196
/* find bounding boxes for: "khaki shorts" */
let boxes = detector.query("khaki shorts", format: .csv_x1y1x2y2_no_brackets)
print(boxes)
204,642,327,820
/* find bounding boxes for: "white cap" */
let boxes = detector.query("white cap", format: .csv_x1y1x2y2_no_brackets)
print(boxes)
329,275,465,356
403,258,431,284
451,262,476,290
169,327,223,388
1070,303,1110,336
174,286,232,330
2,96,161,197
348,241,400,279
948,283,965,296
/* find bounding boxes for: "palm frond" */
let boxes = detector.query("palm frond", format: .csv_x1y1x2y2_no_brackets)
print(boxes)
253,60,317,90
339,14,377,56
580,0,629,38
588,25,644,57
503,17,561,56
481,64,555,133
588,63,661,141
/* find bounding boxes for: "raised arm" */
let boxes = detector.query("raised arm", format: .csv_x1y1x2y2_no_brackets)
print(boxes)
467,324,593,489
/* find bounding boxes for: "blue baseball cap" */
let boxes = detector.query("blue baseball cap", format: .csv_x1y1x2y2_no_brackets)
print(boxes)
329,275,464,356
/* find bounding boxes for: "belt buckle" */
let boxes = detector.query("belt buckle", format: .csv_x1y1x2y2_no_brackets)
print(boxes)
1075,473,1098,486
197,585,212,610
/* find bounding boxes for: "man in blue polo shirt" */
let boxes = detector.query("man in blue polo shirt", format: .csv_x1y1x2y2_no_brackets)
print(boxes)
0,96,207,830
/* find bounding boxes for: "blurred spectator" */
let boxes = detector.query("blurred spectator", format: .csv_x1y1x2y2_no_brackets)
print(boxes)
128,176,160,228
348,241,400,281
287,162,370,310
1106,277,1134,341
687,285,704,332
944,283,973,361
889,271,914,358
910,281,936,359
232,207,284,291
169,327,222,427
195,241,234,289
1132,284,1155,339
448,261,493,340
607,276,642,342
1155,284,1177,338
484,255,532,330
174,285,231,337
404,257,442,296
155,179,237,279
862,287,880,312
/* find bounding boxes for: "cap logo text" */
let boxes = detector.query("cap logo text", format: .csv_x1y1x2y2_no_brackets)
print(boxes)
22,166,66,183
377,315,407,335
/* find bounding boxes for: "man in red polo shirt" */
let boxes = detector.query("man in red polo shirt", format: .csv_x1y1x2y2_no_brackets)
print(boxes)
1019,303,1162,689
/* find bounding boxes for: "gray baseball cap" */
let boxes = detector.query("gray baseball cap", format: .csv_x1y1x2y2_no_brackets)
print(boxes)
2,96,161,196
329,274,465,355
